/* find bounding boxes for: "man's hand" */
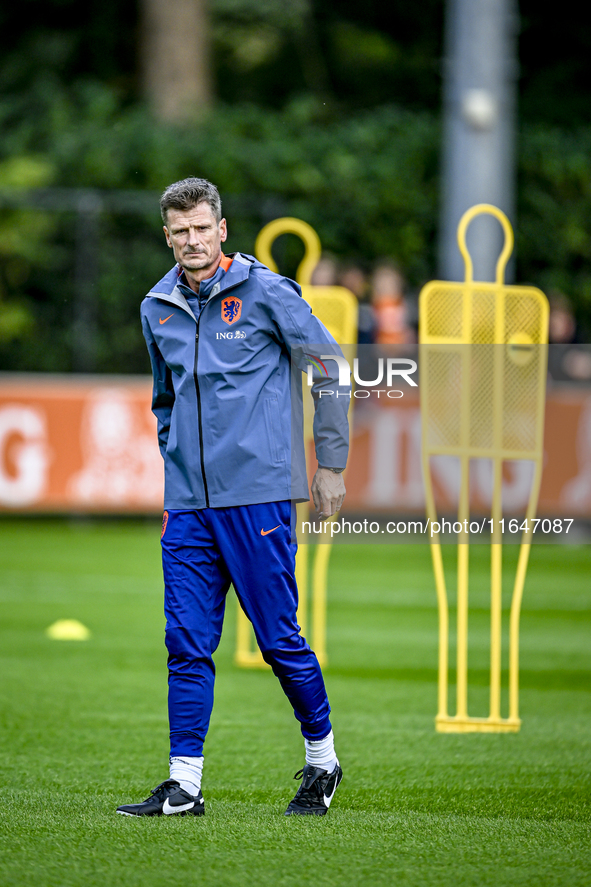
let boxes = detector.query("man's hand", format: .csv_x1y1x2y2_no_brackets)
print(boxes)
311,468,346,519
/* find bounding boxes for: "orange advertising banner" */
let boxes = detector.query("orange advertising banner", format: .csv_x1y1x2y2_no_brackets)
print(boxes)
0,374,590,516
345,389,591,517
0,375,162,512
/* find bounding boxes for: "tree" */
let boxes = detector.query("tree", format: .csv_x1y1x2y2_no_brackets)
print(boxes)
141,0,212,121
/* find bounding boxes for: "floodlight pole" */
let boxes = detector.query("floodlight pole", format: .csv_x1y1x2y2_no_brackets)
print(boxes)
439,0,519,282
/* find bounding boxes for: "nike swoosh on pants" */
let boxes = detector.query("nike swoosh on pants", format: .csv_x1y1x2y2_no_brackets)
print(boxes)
260,525,280,536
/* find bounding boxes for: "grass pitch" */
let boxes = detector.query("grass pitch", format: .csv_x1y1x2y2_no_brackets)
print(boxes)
0,520,590,886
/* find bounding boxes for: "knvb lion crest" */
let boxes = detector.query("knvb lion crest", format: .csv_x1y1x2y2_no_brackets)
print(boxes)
221,296,242,325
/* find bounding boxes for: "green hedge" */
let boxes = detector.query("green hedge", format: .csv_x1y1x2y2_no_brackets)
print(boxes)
518,124,591,327
0,83,589,371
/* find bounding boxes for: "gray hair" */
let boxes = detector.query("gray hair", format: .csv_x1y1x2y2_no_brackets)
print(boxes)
160,177,222,224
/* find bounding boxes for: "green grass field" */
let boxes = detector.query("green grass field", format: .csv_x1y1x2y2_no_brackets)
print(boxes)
1,520,590,886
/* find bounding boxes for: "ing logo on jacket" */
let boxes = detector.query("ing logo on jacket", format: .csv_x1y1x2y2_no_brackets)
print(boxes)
222,296,242,325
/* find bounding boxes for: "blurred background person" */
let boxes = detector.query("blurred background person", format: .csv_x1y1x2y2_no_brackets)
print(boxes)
339,262,374,345
548,293,591,382
310,254,338,287
370,261,415,346
549,294,577,344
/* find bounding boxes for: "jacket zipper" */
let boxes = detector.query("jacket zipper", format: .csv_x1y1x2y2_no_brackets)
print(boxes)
193,317,210,508
176,276,245,509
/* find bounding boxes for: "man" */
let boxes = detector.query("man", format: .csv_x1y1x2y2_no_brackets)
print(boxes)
117,177,349,818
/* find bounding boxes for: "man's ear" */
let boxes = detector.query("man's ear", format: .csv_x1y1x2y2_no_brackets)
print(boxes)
220,219,227,243
163,226,172,248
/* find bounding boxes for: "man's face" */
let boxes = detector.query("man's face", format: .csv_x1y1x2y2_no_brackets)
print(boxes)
163,203,227,277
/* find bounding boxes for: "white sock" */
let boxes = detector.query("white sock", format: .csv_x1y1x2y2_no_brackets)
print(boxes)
305,730,339,773
169,755,203,795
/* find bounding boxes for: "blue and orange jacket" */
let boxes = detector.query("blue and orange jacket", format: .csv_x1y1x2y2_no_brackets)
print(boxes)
141,252,350,510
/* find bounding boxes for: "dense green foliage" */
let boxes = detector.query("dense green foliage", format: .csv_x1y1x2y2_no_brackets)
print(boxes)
0,2,590,370
518,125,591,318
0,94,441,372
1,88,591,371
1,1,589,123
1,523,590,885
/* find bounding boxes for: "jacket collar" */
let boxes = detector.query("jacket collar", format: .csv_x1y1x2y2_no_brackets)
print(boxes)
200,252,253,298
146,252,255,318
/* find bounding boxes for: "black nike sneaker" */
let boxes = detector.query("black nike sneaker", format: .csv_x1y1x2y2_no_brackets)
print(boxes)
116,779,204,817
284,763,343,815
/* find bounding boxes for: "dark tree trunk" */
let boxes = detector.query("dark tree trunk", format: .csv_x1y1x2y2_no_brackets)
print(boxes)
141,0,212,122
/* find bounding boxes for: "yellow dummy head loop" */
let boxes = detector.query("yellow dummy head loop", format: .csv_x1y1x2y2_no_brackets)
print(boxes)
456,203,514,285
254,217,322,287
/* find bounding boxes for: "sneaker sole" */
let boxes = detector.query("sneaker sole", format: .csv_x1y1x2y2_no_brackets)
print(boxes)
285,806,328,816
116,807,205,817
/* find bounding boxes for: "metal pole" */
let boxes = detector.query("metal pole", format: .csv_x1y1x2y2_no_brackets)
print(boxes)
439,0,518,283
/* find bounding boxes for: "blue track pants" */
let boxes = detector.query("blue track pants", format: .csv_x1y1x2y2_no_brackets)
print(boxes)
161,501,332,757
